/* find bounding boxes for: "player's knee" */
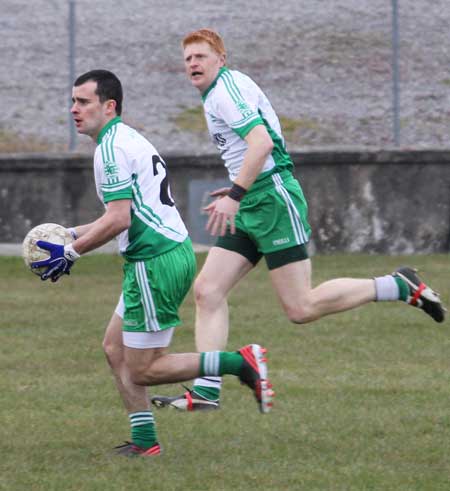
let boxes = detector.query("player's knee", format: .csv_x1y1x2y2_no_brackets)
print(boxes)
128,363,158,386
284,303,316,324
128,367,146,385
103,338,123,368
194,276,225,309
193,275,210,304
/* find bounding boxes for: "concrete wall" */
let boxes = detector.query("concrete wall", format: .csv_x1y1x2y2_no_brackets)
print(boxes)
1,151,449,254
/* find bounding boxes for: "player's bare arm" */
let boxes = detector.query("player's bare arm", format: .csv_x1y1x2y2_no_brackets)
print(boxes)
69,221,96,239
71,199,131,254
205,125,273,236
234,125,274,190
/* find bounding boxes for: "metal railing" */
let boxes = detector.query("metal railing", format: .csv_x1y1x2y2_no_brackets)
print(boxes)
66,1,403,150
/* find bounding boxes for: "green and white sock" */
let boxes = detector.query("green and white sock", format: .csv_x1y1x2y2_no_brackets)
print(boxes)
200,351,243,377
192,377,222,401
129,411,157,450
374,275,409,302
394,276,409,301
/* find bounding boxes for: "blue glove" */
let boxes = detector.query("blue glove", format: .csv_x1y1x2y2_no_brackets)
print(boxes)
31,241,80,282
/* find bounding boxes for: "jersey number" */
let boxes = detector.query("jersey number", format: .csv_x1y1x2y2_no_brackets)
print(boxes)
152,155,175,207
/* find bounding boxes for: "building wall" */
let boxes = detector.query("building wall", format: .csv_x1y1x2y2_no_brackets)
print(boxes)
1,151,449,254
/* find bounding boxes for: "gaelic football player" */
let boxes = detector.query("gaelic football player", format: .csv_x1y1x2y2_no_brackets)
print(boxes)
32,69,274,456
152,28,445,412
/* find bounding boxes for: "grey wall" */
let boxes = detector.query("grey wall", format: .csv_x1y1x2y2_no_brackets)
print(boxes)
1,151,449,254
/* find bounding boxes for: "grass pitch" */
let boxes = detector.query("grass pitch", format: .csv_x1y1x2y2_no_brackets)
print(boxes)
1,253,449,491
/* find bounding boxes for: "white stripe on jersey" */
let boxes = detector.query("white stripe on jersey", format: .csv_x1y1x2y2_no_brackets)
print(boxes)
101,176,132,194
100,124,118,163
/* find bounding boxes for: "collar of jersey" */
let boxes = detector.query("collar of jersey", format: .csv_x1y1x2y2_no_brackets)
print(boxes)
97,116,122,144
201,66,229,102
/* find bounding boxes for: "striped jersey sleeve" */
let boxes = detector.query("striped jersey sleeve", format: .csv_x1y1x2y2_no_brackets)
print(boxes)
94,124,133,203
213,69,265,139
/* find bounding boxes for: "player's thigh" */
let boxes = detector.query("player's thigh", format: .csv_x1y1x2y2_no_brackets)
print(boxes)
269,258,312,307
104,310,123,344
123,328,173,378
195,246,255,297
123,345,161,376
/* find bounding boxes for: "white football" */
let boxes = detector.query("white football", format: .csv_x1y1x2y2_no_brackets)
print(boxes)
22,223,73,276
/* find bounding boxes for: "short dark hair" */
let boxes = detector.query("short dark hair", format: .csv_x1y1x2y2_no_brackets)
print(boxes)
74,69,123,115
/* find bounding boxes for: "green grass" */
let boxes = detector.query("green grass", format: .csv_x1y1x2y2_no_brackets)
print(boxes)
1,254,449,490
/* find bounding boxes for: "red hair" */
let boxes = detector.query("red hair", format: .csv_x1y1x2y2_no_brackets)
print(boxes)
182,28,226,57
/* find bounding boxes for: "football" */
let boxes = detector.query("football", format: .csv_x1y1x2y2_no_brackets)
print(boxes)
22,223,73,276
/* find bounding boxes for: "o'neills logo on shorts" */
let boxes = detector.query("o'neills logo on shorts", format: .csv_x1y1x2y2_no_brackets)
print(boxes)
273,237,290,246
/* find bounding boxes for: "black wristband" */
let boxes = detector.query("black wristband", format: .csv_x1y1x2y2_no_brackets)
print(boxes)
228,183,247,202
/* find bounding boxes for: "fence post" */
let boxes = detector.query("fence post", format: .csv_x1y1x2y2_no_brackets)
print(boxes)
68,0,77,151
391,0,400,146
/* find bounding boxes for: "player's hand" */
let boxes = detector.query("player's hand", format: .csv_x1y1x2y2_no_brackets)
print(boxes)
204,195,239,236
31,241,79,282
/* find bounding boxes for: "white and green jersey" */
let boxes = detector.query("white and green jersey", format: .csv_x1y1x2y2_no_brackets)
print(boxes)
94,117,188,261
201,67,293,186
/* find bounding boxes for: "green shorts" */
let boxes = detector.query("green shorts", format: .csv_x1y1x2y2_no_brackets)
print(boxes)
121,239,196,332
216,171,311,270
